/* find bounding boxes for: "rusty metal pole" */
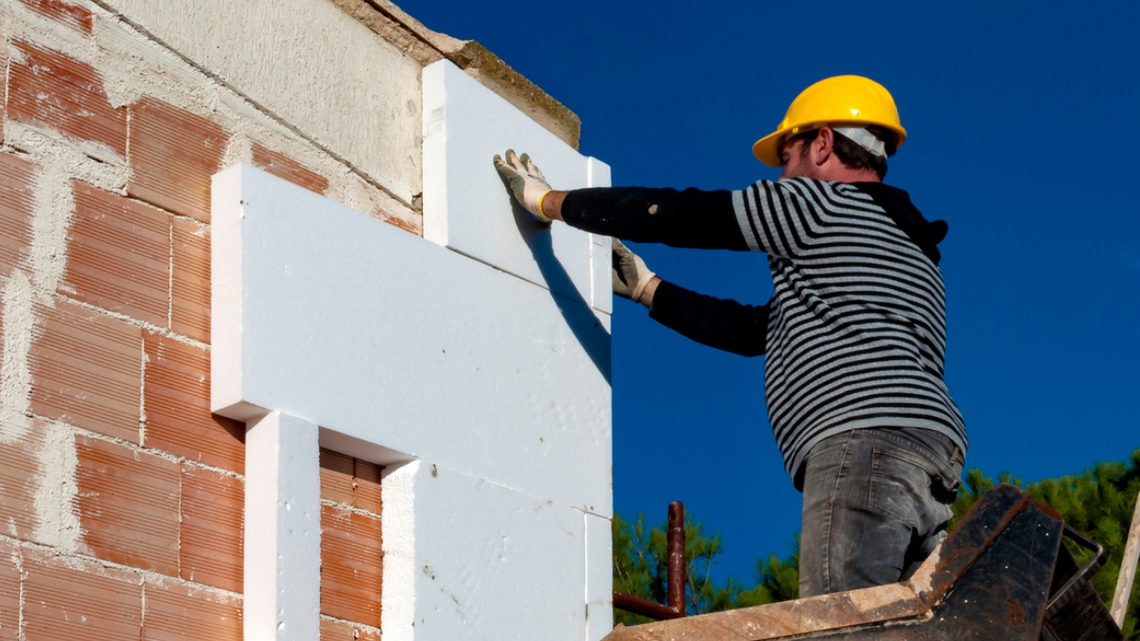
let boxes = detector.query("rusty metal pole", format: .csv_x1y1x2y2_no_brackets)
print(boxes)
612,592,685,621
612,501,688,621
667,502,686,616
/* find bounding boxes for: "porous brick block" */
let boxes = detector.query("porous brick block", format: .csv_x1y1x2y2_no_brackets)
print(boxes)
143,333,244,473
319,448,354,505
180,464,243,592
319,449,383,514
75,433,179,576
251,143,329,195
0,540,18,641
320,617,382,641
128,99,226,222
0,420,47,541
171,218,209,342
0,42,5,146
320,618,352,641
320,505,382,627
354,459,382,515
23,548,142,641
62,182,170,326
9,40,126,158
17,0,94,34
143,578,242,641
0,153,37,275
29,299,142,442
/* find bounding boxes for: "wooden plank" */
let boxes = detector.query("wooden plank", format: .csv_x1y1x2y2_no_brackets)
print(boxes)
1111,490,1140,627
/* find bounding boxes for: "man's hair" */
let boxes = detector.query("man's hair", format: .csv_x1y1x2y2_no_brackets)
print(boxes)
791,125,897,180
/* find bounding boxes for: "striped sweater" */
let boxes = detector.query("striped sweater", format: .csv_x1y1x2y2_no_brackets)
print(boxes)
561,178,967,484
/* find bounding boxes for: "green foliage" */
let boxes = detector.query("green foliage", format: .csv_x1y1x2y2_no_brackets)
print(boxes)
614,447,1140,637
737,534,800,607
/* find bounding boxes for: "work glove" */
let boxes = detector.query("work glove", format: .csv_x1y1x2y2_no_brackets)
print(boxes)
493,149,554,223
612,238,656,302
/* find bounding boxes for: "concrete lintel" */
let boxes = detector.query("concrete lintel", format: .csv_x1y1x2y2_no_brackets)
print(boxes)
330,0,581,149
244,410,321,641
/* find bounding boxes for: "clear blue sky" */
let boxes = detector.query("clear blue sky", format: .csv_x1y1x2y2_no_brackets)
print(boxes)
396,1,1140,584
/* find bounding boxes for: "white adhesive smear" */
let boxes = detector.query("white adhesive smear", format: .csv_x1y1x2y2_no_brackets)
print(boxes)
0,270,35,444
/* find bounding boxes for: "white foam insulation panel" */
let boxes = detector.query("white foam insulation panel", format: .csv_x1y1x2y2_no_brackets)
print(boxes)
211,162,613,641
382,461,594,641
423,60,614,314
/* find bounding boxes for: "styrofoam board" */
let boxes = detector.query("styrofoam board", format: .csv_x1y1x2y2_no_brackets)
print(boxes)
244,411,321,641
383,461,588,641
212,164,612,516
422,60,613,314
585,511,615,641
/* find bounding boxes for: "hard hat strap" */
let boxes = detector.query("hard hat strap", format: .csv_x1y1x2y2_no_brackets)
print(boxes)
832,127,887,158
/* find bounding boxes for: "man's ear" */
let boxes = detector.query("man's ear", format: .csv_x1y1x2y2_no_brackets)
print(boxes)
813,127,834,166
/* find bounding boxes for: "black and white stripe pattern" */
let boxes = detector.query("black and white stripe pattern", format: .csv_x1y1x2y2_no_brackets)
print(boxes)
732,178,967,478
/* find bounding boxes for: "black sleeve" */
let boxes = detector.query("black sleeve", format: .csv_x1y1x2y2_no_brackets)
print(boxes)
647,280,768,357
560,187,749,250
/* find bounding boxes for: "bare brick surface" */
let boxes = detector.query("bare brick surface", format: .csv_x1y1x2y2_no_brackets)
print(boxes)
30,299,142,442
320,618,354,641
17,0,94,34
354,459,383,515
62,182,170,326
180,464,243,592
251,143,329,195
9,40,126,157
23,549,142,641
0,420,48,541
319,449,383,514
171,218,210,342
320,617,382,641
143,578,242,641
320,505,382,627
128,99,226,222
75,433,179,576
319,448,354,505
0,153,37,275
0,540,18,641
143,333,244,473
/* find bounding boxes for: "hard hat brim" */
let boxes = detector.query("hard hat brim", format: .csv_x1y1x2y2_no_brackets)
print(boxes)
752,129,787,168
753,122,908,169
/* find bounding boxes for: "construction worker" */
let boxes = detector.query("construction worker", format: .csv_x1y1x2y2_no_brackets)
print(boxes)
494,75,966,597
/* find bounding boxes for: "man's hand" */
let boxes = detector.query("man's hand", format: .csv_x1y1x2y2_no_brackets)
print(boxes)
612,238,657,304
493,150,554,223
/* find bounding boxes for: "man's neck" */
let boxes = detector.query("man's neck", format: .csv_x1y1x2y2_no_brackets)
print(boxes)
818,165,881,183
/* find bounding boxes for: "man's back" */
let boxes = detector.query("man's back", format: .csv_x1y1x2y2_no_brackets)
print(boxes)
734,177,966,484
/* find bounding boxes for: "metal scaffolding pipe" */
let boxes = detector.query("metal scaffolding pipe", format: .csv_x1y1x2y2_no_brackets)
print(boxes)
613,500,687,621
667,502,686,614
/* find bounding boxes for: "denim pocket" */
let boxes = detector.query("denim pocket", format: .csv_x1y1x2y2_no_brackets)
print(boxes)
868,446,932,527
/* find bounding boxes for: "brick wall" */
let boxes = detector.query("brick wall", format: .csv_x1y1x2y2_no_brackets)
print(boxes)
320,448,384,637
0,1,407,638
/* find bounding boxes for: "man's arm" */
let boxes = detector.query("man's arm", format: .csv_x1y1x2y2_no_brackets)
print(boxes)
495,149,748,250
649,281,769,357
494,152,769,356
613,239,767,357
547,187,749,251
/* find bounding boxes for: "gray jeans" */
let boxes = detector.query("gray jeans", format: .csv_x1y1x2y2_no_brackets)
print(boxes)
798,428,964,598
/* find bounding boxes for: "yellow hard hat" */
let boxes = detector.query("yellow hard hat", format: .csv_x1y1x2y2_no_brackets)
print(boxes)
752,75,907,168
